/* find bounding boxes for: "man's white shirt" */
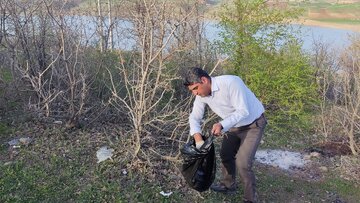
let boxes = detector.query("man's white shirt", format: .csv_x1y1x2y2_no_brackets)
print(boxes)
189,75,265,135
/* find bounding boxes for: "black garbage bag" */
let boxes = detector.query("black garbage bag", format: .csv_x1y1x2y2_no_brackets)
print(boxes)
181,135,216,192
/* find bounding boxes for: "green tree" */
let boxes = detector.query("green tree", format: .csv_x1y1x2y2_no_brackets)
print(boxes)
218,0,319,137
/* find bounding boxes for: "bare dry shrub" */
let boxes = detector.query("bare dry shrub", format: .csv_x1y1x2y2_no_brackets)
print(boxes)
0,0,220,175
312,40,341,139
0,0,110,125
107,0,219,162
336,35,360,155
314,35,360,156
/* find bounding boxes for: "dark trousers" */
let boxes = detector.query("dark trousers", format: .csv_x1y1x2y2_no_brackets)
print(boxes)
220,114,267,202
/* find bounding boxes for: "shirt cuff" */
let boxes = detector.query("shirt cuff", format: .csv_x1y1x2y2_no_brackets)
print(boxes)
190,128,202,136
219,120,231,132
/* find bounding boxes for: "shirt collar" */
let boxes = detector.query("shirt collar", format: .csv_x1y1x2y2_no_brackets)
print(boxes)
210,77,219,97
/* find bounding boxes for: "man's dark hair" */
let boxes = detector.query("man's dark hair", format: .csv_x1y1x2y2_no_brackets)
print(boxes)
183,67,211,86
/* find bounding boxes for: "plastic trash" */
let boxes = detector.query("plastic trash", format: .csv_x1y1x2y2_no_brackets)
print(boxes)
159,191,173,197
96,146,114,163
8,139,20,146
121,169,128,175
8,137,32,147
54,121,63,124
19,137,31,145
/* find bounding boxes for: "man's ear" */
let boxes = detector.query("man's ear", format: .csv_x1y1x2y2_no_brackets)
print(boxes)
200,76,208,84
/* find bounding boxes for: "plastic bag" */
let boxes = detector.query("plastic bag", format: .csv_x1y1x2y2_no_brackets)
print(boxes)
181,135,216,192
96,146,114,163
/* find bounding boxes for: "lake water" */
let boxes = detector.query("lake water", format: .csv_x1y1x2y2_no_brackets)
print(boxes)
204,21,359,52
293,25,358,51
71,16,358,52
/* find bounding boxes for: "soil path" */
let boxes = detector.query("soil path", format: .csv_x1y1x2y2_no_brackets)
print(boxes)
298,19,360,33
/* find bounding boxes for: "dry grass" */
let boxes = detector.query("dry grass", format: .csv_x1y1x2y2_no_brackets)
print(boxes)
338,156,360,183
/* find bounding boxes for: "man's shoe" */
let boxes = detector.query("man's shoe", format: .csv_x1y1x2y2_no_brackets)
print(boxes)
210,183,236,194
243,191,258,203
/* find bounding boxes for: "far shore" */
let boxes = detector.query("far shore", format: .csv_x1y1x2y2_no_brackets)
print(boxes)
207,15,360,33
297,19,360,33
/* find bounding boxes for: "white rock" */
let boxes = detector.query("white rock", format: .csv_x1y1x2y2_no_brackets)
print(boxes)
319,166,328,172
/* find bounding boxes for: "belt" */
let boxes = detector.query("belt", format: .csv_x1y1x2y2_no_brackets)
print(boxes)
233,113,264,131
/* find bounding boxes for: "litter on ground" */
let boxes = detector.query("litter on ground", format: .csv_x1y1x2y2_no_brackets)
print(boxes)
255,149,308,170
96,146,114,163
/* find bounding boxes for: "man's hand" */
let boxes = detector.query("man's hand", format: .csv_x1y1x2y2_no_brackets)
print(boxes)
211,123,223,136
193,133,204,149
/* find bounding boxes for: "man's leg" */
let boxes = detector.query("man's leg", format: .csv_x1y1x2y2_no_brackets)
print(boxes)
219,133,241,188
236,116,266,202
210,131,240,192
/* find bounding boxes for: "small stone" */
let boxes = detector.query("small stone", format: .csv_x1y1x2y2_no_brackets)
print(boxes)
304,155,312,160
310,152,321,158
319,166,328,172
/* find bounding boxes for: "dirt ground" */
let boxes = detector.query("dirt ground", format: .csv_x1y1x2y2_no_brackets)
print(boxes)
296,6,360,32
299,18,360,32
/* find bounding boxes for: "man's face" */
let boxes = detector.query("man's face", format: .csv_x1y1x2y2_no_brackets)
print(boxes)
187,77,211,97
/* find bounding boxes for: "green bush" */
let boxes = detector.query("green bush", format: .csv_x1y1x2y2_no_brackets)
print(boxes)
218,0,319,137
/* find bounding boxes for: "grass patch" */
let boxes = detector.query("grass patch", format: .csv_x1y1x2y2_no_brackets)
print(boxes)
0,122,12,166
255,166,360,202
2,153,128,202
1,122,359,202
292,2,331,10
0,158,185,202
312,18,360,25
0,68,13,83
323,177,360,201
0,159,80,202
327,3,360,12
290,1,360,24
291,1,360,11
187,164,360,202
0,125,186,203
261,127,313,150
0,123,10,137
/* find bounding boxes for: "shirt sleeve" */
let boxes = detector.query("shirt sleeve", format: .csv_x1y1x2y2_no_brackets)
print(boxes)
219,78,250,132
189,96,206,136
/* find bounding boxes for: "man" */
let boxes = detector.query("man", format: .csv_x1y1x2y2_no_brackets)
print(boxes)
183,67,267,203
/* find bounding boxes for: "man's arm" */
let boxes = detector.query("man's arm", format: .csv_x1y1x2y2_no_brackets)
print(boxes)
193,133,203,141
189,97,206,147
